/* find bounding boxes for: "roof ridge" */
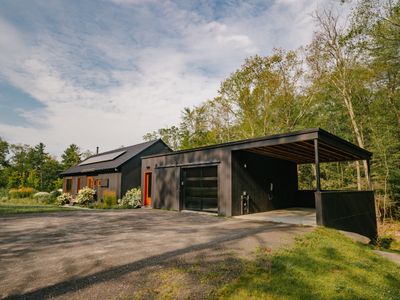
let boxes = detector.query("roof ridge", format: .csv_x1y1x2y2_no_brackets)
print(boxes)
87,140,157,157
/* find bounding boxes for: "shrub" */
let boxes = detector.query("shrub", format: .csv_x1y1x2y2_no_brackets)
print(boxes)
377,236,394,249
50,189,61,199
56,193,72,206
19,187,35,198
49,190,62,204
76,187,96,206
33,192,51,203
0,187,8,199
8,188,19,199
8,187,35,198
118,187,141,208
103,190,117,208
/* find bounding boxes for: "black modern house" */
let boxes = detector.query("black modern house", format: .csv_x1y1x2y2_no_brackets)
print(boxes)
61,140,171,200
141,128,377,239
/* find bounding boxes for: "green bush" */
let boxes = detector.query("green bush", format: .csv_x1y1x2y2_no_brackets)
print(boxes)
75,187,96,206
33,192,51,203
118,187,141,208
377,236,394,249
56,193,72,206
50,189,62,199
103,190,117,208
8,187,35,198
0,187,8,199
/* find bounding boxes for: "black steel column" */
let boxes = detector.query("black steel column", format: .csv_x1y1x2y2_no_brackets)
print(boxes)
367,159,372,190
314,139,321,191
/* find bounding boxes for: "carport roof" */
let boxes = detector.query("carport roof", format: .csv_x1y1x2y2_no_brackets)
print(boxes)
142,128,372,164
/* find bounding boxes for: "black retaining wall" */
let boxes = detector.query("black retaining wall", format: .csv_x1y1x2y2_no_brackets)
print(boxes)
315,191,377,241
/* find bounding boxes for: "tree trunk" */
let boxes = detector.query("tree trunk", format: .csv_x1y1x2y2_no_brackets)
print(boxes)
356,161,362,190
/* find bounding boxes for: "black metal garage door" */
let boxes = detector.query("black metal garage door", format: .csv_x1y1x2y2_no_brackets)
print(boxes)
182,166,218,213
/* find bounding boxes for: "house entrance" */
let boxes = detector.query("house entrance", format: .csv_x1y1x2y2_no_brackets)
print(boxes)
144,172,152,206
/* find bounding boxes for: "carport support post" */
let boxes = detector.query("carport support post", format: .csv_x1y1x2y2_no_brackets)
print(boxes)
314,139,321,191
367,159,372,190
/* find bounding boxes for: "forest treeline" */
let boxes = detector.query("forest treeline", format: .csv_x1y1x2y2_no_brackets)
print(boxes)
0,140,91,193
143,1,400,219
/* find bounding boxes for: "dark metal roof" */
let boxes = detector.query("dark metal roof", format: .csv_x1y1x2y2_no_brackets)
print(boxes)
61,139,164,176
141,128,372,164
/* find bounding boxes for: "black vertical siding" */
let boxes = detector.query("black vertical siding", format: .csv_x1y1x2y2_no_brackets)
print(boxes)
121,140,171,197
141,148,232,215
153,167,180,210
231,151,298,216
315,191,377,240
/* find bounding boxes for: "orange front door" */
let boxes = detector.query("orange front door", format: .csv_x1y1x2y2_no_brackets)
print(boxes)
87,176,93,189
144,172,152,206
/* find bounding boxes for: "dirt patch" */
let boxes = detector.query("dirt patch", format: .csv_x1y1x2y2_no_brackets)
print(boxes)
0,209,312,299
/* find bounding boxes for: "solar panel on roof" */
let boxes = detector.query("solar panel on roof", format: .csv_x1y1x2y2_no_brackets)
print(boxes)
79,150,126,166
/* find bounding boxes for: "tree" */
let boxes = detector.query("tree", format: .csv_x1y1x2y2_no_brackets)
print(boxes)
29,143,48,190
307,9,372,190
349,0,400,218
42,157,63,191
219,50,312,139
0,137,9,167
81,150,94,160
7,144,32,188
0,137,9,188
143,126,181,150
61,144,81,169
351,0,400,129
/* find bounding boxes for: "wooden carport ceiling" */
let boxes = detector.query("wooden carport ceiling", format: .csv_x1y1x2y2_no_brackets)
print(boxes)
245,140,367,164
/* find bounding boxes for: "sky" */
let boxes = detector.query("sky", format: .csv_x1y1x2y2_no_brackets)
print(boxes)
0,0,350,158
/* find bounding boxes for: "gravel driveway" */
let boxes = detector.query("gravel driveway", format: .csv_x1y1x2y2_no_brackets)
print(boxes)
0,208,312,299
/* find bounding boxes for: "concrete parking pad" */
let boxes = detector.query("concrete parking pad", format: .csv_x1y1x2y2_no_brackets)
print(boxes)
0,209,312,299
234,207,317,226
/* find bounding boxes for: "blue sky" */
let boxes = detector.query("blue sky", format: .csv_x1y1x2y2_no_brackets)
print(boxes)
0,0,349,157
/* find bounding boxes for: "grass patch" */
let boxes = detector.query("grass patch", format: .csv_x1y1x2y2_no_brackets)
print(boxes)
0,198,74,214
219,228,400,300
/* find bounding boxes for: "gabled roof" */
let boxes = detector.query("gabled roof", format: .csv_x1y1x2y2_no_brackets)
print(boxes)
61,139,165,176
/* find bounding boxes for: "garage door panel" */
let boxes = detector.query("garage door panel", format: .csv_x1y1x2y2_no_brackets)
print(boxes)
182,166,218,213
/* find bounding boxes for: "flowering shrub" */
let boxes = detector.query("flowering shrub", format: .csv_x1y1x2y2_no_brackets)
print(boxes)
56,193,72,206
76,187,96,206
103,190,117,208
33,192,51,203
9,187,35,198
118,187,141,208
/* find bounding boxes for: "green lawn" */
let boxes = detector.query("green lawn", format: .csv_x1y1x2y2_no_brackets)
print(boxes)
218,228,400,300
123,227,400,299
0,198,74,215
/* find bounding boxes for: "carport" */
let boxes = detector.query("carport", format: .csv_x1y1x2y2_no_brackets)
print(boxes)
141,128,377,240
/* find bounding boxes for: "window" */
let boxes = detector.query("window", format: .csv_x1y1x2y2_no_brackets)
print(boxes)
87,176,93,189
101,179,109,188
95,179,101,188
66,178,72,193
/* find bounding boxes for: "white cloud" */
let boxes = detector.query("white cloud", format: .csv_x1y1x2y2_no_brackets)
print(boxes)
0,0,350,157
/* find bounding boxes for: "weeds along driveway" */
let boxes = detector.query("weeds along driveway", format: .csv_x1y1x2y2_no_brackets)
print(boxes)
0,208,312,299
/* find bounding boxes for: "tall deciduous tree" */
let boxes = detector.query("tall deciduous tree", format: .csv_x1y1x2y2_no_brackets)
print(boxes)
307,9,371,190
143,126,181,150
219,50,311,138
